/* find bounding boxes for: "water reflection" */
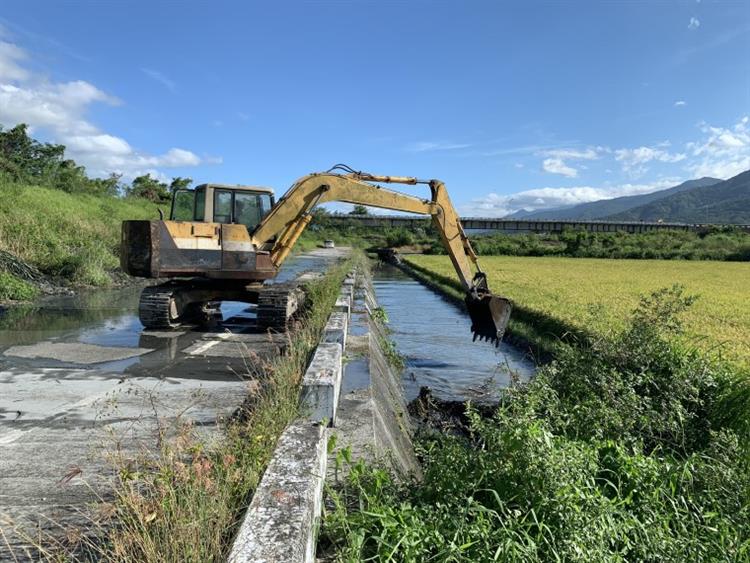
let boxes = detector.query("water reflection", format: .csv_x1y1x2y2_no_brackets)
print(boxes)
0,250,346,375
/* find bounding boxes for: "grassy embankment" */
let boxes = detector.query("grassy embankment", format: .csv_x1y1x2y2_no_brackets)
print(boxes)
0,177,159,298
27,254,361,561
405,255,750,369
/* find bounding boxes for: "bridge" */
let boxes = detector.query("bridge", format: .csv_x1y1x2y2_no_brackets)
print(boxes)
320,214,750,234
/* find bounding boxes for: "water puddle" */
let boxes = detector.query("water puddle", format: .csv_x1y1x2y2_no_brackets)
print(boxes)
0,249,345,375
371,264,535,403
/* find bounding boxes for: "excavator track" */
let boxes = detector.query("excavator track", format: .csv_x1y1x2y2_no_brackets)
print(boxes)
256,282,306,330
138,285,181,329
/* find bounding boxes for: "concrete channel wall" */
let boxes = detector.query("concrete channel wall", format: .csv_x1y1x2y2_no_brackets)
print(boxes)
227,267,418,563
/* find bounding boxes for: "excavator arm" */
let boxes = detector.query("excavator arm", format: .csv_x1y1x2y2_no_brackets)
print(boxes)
250,167,512,344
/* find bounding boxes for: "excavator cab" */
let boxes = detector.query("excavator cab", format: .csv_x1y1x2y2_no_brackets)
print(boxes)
170,184,275,230
121,184,280,283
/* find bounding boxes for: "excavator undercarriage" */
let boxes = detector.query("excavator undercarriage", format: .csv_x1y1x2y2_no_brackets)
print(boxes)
135,279,306,331
121,168,512,344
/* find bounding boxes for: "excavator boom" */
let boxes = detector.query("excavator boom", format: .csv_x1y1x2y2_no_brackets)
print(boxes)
249,166,512,343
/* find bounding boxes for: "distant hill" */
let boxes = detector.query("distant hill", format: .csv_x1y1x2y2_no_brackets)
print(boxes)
509,177,721,221
605,170,750,224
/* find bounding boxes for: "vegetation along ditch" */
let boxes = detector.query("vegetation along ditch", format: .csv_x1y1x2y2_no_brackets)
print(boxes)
319,259,750,562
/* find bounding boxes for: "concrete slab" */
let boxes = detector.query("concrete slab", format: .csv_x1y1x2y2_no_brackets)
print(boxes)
299,343,342,425
139,330,185,339
227,420,327,563
4,342,153,364
333,296,350,316
322,312,348,349
327,278,420,481
183,339,283,360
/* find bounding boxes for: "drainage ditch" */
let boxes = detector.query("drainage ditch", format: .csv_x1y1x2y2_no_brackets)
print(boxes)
371,263,535,403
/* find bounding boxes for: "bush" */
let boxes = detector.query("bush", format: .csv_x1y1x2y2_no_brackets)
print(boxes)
385,228,416,248
450,229,750,261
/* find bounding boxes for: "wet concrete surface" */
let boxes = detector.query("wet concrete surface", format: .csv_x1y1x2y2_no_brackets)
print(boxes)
371,264,535,403
0,248,347,560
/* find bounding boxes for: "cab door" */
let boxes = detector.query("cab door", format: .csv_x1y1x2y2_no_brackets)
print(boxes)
216,190,257,273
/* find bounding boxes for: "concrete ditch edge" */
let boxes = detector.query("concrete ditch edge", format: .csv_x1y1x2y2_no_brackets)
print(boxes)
227,266,418,563
227,270,355,563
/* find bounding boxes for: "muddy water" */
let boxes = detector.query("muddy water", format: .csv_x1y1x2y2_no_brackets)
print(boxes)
372,264,535,403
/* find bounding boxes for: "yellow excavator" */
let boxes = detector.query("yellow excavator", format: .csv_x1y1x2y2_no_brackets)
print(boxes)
120,165,512,344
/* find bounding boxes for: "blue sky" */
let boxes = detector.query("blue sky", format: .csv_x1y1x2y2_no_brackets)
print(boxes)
0,0,748,216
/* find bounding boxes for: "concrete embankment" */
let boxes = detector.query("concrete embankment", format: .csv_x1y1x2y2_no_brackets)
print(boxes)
228,266,419,563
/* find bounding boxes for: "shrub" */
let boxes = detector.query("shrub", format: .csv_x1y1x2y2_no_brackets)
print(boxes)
385,228,416,248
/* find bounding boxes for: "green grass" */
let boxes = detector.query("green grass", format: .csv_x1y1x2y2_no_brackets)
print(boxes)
0,271,39,300
406,255,750,369
0,175,158,289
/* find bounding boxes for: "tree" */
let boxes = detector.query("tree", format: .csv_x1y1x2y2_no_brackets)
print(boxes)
91,173,123,197
0,123,65,181
129,174,170,202
350,204,369,216
169,176,192,193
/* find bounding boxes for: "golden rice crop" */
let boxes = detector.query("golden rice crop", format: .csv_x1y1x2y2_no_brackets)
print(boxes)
407,255,750,368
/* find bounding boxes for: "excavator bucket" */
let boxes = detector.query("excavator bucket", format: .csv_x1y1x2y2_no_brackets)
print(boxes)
465,292,512,346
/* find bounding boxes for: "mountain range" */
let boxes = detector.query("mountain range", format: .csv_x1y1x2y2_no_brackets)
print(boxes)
505,170,750,224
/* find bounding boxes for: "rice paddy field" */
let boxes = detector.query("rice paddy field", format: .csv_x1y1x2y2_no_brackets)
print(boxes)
406,255,750,369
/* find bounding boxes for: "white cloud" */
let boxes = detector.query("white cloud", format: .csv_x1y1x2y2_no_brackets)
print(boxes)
65,134,132,155
141,68,176,92
157,148,202,167
685,116,750,178
688,17,700,30
0,39,216,179
0,40,29,81
461,179,679,218
674,100,687,107
614,145,686,175
542,157,578,177
404,141,471,152
538,145,604,177
542,147,600,160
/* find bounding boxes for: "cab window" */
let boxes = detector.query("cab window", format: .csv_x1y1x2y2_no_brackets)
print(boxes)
234,192,262,230
194,187,205,221
259,194,273,217
214,190,233,224
170,189,194,221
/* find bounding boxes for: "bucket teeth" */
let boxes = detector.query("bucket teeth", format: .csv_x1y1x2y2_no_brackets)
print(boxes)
465,292,512,347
